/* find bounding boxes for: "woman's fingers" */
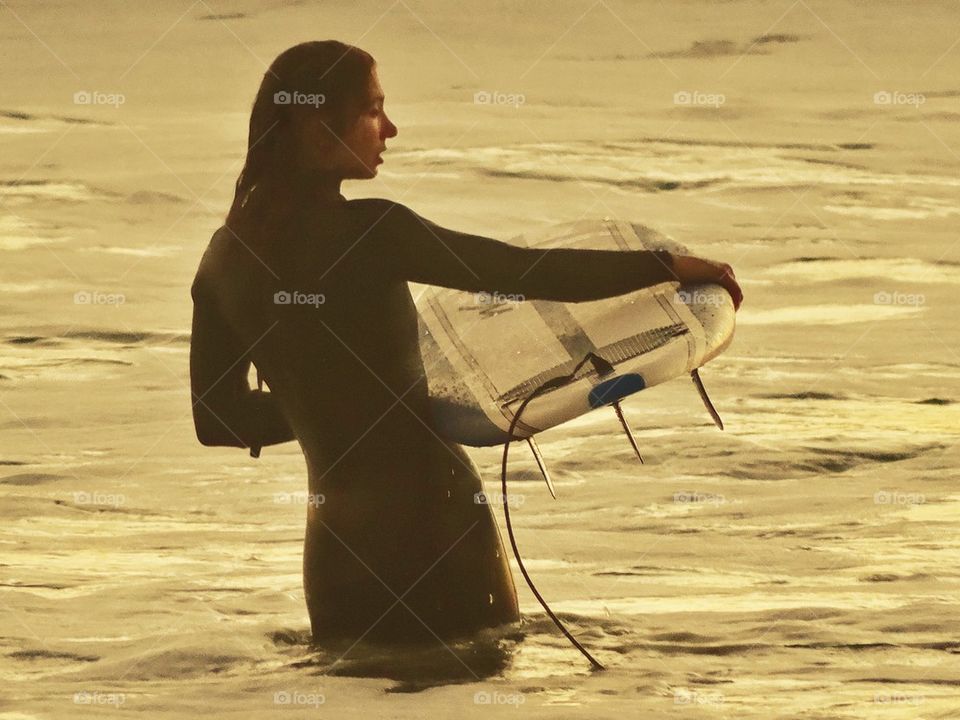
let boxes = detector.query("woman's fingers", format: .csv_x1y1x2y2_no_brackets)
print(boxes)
718,263,743,310
673,256,743,311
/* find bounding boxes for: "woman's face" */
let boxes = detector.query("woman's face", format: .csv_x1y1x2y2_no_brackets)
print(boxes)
299,66,398,180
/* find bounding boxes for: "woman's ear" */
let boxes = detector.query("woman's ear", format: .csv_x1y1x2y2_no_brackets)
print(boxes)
299,108,342,149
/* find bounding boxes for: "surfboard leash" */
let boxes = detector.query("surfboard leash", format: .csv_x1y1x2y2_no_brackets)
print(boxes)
500,350,615,672
249,364,263,458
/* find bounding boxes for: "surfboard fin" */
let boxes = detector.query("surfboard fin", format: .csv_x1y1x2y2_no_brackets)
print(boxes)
526,436,557,499
612,401,644,464
691,368,724,430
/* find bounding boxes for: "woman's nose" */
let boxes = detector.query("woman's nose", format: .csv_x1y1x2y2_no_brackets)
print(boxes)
383,116,398,139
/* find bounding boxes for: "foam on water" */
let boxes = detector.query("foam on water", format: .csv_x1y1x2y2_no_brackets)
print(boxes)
0,180,109,203
392,139,960,193
545,591,913,615
735,303,924,325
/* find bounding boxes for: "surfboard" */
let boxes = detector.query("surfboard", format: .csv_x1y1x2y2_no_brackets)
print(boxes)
413,218,736,448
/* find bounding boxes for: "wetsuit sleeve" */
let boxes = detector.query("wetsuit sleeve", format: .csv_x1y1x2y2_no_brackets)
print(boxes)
364,199,677,302
189,278,295,451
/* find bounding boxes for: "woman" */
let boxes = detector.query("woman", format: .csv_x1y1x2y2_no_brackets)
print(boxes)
189,41,742,648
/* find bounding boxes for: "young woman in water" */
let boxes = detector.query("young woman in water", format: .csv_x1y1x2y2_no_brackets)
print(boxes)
189,41,742,647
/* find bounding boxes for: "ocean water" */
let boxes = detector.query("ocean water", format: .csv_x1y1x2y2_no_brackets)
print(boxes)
2,1,959,717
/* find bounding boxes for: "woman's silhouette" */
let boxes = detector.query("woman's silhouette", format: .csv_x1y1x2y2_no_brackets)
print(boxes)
189,41,742,648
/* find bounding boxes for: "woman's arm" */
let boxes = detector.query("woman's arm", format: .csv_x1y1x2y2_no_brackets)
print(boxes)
362,199,677,302
189,281,296,449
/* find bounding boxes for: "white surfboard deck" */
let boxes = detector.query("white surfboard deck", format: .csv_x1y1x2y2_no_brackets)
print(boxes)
413,218,736,447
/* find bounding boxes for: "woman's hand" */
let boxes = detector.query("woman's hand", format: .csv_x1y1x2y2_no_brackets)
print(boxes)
669,255,743,310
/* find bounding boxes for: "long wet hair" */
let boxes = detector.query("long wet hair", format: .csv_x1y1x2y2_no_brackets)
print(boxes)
224,41,376,251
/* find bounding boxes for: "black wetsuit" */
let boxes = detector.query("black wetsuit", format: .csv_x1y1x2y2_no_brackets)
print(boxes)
190,198,673,644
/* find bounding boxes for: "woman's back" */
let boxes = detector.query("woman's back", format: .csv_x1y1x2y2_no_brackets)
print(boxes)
193,200,437,491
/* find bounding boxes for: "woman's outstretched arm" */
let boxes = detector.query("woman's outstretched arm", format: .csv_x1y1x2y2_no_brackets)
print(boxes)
360,199,742,305
361,199,674,302
189,281,296,449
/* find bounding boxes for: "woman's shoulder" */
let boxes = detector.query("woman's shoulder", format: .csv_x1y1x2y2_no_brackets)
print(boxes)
191,226,250,301
339,198,421,242
343,197,415,220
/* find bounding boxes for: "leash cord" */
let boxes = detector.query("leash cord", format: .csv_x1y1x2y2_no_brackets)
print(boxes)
500,351,614,671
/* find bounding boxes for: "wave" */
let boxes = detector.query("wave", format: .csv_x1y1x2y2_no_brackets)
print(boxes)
197,12,247,20
0,178,116,202
61,329,189,345
763,256,960,283
758,391,846,401
797,447,930,473
126,190,189,204
392,138,955,194
9,648,98,662
0,472,69,486
0,215,72,250
78,244,179,257
480,168,723,192
0,328,187,380
735,303,925,326
4,328,189,346
549,591,910,615
0,108,110,126
648,35,802,60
